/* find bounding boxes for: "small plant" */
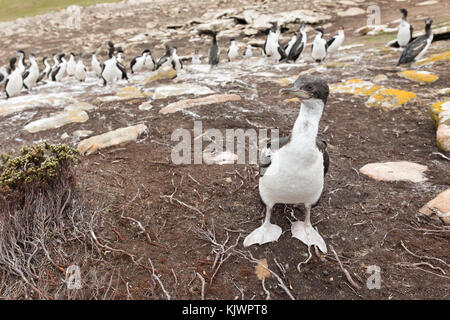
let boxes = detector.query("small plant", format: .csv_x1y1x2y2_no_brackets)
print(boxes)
0,142,78,190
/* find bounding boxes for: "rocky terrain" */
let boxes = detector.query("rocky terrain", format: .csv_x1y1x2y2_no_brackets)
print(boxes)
0,0,449,299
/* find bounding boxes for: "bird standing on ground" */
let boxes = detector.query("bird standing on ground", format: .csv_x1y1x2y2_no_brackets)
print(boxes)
23,53,39,90
227,38,239,62
397,8,413,47
288,24,307,62
156,46,172,70
75,54,87,82
171,47,183,71
326,25,345,59
244,75,330,254
284,32,297,57
243,45,253,58
209,32,220,67
66,53,77,76
144,50,156,71
37,57,51,84
5,58,23,99
51,53,67,82
192,49,202,64
91,52,102,77
131,49,149,74
397,18,433,66
311,28,327,63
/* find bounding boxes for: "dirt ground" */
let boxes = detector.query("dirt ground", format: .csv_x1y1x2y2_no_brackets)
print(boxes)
0,0,449,300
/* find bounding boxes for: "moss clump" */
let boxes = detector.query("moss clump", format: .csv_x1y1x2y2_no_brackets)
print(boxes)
0,142,78,190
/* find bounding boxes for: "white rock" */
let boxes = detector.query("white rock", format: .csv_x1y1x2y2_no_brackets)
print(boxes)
337,7,366,17
153,83,215,99
360,161,428,183
203,151,238,165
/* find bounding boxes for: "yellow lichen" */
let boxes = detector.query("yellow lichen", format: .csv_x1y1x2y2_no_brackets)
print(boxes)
415,51,450,66
398,70,439,83
366,89,416,110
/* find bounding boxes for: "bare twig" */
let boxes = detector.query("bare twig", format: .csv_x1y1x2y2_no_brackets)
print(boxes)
148,258,171,300
330,246,361,290
196,272,206,300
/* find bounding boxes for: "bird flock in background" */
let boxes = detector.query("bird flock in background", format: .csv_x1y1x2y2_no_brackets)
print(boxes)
0,8,434,100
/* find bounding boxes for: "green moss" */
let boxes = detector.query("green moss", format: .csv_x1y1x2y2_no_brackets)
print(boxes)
0,143,78,190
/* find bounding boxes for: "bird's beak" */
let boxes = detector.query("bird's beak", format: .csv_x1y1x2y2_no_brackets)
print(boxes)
279,87,312,99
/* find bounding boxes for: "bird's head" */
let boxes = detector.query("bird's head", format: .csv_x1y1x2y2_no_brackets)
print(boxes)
338,25,344,31
142,49,150,55
17,50,25,56
230,38,235,42
425,18,433,25
398,8,408,17
280,75,329,105
315,28,324,35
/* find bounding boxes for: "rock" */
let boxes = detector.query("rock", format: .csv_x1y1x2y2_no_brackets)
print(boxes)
196,19,236,33
203,151,238,165
77,124,147,156
0,94,77,117
330,79,382,96
141,65,177,84
337,7,366,17
73,130,94,139
95,87,152,103
372,74,388,83
359,161,428,183
416,0,439,6
416,50,450,66
419,189,450,225
138,101,153,111
366,88,417,111
429,99,450,151
153,83,215,99
332,79,417,110
252,14,272,31
354,24,391,35
438,88,450,95
23,102,95,133
242,9,259,24
277,76,298,87
398,70,439,83
61,132,70,139
159,94,241,114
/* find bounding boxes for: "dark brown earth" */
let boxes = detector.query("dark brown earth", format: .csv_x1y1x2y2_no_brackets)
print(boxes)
0,0,449,300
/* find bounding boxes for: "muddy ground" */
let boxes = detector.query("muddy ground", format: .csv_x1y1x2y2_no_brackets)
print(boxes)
0,0,449,299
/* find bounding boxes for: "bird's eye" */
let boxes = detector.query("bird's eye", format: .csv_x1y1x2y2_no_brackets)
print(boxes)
306,84,313,91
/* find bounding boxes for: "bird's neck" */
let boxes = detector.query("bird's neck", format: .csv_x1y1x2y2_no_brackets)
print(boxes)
425,24,432,36
291,99,324,146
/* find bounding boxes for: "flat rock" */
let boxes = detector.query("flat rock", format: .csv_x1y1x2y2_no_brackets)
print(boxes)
416,50,450,66
153,83,215,99
0,94,77,117
196,19,236,33
360,161,428,183
419,189,450,225
430,99,450,151
73,130,94,139
77,124,147,156
337,7,366,17
141,65,177,84
203,151,238,165
160,94,241,114
23,102,95,133
398,70,439,83
366,88,417,110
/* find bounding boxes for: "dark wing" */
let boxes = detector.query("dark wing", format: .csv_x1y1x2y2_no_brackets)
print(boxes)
326,36,336,50
397,35,428,65
227,47,230,61
259,135,291,177
179,58,183,69
263,36,268,55
22,70,30,80
130,57,137,73
288,35,304,61
171,59,176,69
316,139,329,175
36,71,46,83
156,55,168,70
117,62,128,80
101,63,107,86
4,78,10,98
51,67,60,81
277,44,288,62
409,25,414,43
0,73,4,84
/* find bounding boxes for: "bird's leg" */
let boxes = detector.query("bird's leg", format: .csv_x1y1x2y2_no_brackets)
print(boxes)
243,205,282,247
291,204,327,253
